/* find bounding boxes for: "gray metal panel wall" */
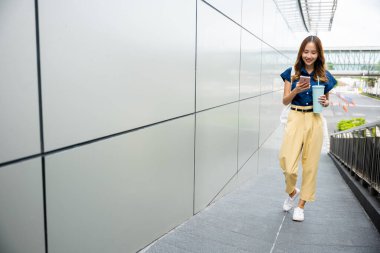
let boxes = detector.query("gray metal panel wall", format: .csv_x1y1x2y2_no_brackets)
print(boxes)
238,98,260,168
242,0,264,38
39,0,196,151
196,1,240,111
0,0,41,163
0,0,296,252
46,116,194,253
240,29,262,98
204,0,243,24
0,159,45,253
195,103,239,213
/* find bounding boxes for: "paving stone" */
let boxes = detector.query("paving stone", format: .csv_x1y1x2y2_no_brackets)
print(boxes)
277,223,380,247
160,231,252,253
193,211,285,242
144,128,380,253
273,243,380,253
143,241,192,253
175,217,273,253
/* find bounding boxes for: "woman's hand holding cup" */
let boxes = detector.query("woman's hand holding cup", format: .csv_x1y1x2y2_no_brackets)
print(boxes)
318,94,329,107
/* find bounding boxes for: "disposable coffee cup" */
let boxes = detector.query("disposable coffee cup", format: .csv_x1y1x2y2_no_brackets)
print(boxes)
312,85,324,113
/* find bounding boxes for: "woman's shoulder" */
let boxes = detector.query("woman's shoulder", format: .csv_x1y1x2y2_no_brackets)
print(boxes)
325,69,336,81
280,66,293,82
324,69,337,86
281,66,293,76
325,69,334,77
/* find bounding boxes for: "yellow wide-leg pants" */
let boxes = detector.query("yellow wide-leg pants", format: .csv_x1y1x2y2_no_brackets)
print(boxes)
279,105,323,202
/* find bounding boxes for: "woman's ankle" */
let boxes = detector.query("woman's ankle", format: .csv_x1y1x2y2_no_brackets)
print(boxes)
298,200,306,209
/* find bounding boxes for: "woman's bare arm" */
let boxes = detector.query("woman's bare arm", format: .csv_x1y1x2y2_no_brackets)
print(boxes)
282,80,310,105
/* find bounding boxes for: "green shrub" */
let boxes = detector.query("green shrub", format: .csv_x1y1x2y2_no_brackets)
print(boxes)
337,118,366,131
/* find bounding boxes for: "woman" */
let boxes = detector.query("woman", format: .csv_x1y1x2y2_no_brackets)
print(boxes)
279,35,337,221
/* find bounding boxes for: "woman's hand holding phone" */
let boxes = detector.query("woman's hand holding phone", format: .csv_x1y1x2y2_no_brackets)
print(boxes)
295,76,310,94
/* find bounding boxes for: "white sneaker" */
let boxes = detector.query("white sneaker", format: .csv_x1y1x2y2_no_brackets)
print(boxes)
282,188,300,211
292,207,304,221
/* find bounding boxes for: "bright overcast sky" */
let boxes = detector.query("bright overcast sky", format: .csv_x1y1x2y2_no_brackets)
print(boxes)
296,0,380,48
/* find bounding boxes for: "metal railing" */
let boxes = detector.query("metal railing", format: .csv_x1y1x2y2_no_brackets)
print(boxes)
330,121,380,195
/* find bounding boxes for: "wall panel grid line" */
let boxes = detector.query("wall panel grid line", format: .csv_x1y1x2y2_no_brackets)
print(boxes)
258,37,264,155
239,149,260,172
237,101,241,173
200,167,238,213
236,20,242,174
207,147,259,208
34,0,44,153
193,0,198,216
259,126,280,151
0,87,284,170
34,1,48,252
0,112,194,168
201,0,291,60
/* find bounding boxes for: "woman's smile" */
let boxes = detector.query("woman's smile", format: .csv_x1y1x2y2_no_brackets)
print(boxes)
302,42,318,66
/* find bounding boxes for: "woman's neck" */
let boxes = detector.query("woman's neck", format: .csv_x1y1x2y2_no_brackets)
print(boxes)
305,65,314,74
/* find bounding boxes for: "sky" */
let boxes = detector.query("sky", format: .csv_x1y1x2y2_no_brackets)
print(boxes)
295,0,380,48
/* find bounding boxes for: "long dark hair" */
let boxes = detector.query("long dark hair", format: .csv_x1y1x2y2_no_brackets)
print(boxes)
292,35,328,82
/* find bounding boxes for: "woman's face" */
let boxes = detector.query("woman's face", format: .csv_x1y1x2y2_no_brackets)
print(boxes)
302,42,318,67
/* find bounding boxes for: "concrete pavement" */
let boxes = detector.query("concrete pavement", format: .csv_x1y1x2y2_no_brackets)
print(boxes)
141,127,380,253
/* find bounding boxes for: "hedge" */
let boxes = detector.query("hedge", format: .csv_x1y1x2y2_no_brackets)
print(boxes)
337,118,366,131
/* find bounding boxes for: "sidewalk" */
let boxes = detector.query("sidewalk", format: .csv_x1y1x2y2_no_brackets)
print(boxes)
142,128,380,253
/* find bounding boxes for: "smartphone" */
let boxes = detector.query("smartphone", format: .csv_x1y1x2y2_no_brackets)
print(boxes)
299,75,311,84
